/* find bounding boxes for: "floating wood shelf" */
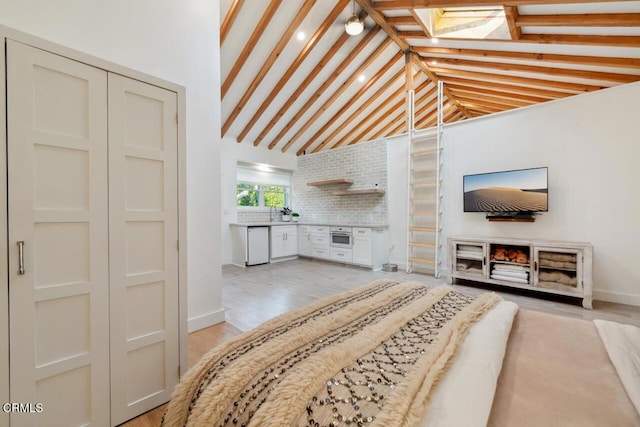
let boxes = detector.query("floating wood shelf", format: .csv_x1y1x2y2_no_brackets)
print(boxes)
331,189,385,196
307,178,353,186
487,217,536,223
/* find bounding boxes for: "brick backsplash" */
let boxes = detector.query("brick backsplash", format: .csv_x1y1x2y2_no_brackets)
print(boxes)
292,139,388,224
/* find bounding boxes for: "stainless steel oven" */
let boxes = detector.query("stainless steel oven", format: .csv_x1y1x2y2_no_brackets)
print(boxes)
330,226,352,249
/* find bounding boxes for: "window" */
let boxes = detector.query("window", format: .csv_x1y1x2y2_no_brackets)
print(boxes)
236,183,289,208
236,163,292,210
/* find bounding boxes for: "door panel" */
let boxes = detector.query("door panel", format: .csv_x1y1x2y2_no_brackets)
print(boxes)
0,32,8,427
108,73,179,425
7,40,110,426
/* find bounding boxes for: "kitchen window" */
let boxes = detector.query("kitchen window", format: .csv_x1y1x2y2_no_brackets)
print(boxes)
236,162,292,210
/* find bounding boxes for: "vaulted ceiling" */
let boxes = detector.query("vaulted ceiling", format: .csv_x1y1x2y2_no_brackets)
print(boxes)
220,0,640,155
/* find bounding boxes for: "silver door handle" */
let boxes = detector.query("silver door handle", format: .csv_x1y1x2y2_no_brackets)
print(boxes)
17,241,25,275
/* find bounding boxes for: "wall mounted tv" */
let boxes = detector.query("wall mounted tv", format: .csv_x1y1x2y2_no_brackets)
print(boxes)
463,167,548,214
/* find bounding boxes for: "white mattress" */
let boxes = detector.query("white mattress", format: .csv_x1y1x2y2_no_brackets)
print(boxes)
421,300,519,427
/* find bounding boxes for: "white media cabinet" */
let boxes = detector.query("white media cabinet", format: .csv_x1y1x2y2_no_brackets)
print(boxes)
448,237,593,309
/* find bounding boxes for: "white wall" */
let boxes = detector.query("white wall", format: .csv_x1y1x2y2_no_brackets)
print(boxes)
221,137,297,264
0,0,225,330
442,81,640,306
386,135,410,268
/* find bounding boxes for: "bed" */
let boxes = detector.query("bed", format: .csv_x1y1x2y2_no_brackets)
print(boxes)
160,279,640,427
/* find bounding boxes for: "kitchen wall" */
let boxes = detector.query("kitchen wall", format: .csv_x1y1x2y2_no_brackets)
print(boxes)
293,139,388,225
440,81,640,306
0,0,224,330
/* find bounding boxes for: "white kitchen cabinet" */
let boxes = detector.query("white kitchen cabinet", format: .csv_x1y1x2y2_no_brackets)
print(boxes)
298,225,312,257
331,247,353,263
352,228,372,266
310,226,330,260
271,225,298,260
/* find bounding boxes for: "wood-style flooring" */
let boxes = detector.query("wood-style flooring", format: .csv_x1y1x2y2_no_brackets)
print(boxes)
122,258,640,426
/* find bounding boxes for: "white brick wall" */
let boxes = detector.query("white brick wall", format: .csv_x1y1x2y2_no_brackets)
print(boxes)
292,140,388,224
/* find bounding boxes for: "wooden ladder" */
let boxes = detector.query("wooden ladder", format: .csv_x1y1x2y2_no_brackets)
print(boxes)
406,131,443,276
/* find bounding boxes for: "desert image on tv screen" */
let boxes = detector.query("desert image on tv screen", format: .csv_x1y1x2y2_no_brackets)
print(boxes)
464,168,548,212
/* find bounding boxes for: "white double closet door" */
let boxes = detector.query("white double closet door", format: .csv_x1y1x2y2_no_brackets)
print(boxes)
7,40,179,426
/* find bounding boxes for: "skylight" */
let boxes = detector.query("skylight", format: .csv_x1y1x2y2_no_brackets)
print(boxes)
417,6,510,40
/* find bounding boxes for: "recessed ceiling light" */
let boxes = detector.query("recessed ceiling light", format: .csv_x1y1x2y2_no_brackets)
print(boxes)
431,60,438,65
358,74,366,82
297,31,306,41
431,37,439,44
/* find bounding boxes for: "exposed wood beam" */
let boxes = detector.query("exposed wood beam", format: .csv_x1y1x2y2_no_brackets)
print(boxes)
413,46,640,69
236,0,350,143
411,52,472,119
297,52,403,155
252,30,355,147
220,0,245,45
312,70,405,153
429,66,606,93
439,76,572,99
504,6,521,40
459,99,513,112
519,34,640,47
335,76,432,149
452,91,533,108
279,37,396,153
517,13,640,27
372,0,628,9
222,0,317,137
222,0,282,99
355,0,410,50
401,32,640,47
446,84,551,104
422,57,640,84
386,16,419,25
267,29,386,150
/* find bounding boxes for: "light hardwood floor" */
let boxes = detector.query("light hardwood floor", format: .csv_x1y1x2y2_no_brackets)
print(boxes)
122,258,640,426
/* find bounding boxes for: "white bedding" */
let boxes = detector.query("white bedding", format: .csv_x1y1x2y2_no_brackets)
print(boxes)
421,300,519,427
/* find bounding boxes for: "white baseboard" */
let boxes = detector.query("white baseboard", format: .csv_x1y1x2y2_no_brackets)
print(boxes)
593,289,640,307
188,308,226,333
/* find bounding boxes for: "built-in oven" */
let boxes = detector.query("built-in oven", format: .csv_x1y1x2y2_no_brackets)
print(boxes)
330,226,352,249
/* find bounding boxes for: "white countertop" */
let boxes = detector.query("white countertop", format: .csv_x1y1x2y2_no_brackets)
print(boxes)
230,221,388,228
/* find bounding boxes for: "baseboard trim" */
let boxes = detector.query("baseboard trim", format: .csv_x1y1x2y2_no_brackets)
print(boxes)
594,289,640,307
188,308,226,332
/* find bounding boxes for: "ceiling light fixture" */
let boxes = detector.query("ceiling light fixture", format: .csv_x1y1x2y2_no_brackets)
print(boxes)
297,31,306,41
345,0,363,36
431,37,439,44
358,74,366,82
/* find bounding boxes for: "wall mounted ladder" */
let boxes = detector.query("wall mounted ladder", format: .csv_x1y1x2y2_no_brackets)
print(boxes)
406,82,444,277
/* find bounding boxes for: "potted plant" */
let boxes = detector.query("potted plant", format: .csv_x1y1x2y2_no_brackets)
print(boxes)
281,207,292,222
292,212,300,222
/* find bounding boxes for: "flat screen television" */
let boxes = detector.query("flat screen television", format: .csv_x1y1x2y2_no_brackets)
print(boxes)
463,167,548,213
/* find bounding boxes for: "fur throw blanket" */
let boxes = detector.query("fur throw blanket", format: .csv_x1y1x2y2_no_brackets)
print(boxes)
161,281,500,426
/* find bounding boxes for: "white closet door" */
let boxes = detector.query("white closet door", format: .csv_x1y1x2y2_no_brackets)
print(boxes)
108,73,180,425
7,40,110,426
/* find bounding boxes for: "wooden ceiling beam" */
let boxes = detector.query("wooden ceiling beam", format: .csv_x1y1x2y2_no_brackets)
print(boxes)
236,0,350,143
459,98,514,111
339,78,435,148
222,0,282,99
446,84,551,103
414,46,640,69
222,0,317,137
266,29,386,150
387,15,420,25
422,57,639,84
452,91,533,108
297,51,404,155
504,6,521,40
280,37,396,153
311,69,405,153
355,0,410,50
402,32,640,47
410,9,433,38
429,66,606,92
517,13,640,27
373,0,628,9
252,21,368,148
439,76,572,99
220,0,245,45
411,52,472,119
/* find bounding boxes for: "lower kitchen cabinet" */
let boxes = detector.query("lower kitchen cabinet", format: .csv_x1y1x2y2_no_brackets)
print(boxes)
298,226,312,257
352,228,372,266
331,247,353,263
271,225,298,261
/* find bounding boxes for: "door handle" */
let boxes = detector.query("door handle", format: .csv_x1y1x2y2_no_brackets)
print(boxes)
17,241,25,275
